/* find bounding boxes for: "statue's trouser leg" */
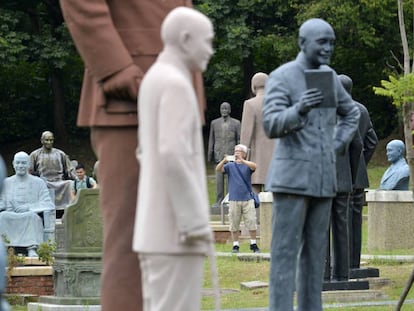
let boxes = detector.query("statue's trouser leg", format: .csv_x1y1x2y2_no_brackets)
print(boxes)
215,169,225,205
349,189,364,268
139,254,204,311
269,193,331,311
91,127,142,311
331,192,350,280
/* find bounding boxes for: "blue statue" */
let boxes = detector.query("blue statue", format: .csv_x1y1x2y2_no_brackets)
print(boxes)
380,139,410,190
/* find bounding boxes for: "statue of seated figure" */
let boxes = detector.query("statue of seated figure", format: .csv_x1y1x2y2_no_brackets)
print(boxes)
29,131,76,212
380,139,410,190
0,151,54,257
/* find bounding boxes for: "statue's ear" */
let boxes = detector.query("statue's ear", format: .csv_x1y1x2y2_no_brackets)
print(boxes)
179,31,191,53
298,36,305,50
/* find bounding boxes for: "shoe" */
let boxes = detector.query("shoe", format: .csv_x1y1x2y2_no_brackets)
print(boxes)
27,248,38,257
250,243,260,253
232,245,239,253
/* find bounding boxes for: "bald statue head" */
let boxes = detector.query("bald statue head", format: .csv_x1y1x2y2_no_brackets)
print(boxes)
12,151,30,177
298,18,335,68
338,74,353,94
386,139,405,164
40,131,54,151
220,102,231,118
251,72,268,95
161,7,214,72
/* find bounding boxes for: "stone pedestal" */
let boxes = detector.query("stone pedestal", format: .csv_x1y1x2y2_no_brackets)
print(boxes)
259,192,272,250
366,190,414,251
29,188,103,310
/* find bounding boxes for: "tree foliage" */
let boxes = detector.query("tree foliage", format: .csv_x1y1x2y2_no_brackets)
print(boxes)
0,0,408,144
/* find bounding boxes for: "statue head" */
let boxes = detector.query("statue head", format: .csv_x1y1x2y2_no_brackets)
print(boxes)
386,139,405,164
298,18,335,68
40,131,54,151
161,7,214,72
338,74,353,95
220,102,231,118
12,151,30,177
251,72,268,95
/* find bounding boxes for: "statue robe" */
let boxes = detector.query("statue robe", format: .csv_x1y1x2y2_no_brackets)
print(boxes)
0,175,54,247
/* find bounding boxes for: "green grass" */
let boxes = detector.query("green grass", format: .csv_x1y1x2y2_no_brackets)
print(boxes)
200,164,414,310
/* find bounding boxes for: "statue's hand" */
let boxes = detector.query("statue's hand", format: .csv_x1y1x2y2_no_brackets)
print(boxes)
298,88,323,115
102,64,143,101
14,205,29,213
180,226,213,244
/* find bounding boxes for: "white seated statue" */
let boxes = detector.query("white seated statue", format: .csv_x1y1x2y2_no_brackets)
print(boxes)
0,151,54,257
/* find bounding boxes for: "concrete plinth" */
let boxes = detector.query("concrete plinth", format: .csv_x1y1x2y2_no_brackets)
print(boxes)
366,190,414,251
31,188,103,310
258,192,272,250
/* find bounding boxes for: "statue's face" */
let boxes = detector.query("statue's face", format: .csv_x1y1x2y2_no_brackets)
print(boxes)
41,133,54,150
301,24,335,68
386,143,401,163
13,156,29,176
220,103,231,117
186,21,214,72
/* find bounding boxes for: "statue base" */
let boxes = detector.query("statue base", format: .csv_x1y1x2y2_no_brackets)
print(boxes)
323,279,369,291
350,267,380,279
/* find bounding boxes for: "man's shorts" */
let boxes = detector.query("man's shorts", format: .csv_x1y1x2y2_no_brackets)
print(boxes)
228,200,257,232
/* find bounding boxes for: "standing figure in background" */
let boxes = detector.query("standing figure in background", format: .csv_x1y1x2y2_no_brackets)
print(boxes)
29,131,75,211
216,144,260,254
59,1,203,310
208,102,240,208
70,163,97,201
0,151,54,257
133,7,214,311
338,74,378,270
262,18,360,311
240,72,275,193
380,139,410,190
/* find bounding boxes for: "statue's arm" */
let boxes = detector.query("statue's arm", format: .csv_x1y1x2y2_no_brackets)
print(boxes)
364,127,378,164
262,73,306,139
240,101,254,150
207,122,215,162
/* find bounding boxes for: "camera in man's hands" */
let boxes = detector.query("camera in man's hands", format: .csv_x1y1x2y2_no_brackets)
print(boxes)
226,155,235,162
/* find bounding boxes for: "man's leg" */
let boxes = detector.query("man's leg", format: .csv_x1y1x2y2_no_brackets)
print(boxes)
269,193,307,311
350,189,364,268
331,192,350,280
296,197,332,311
91,127,142,311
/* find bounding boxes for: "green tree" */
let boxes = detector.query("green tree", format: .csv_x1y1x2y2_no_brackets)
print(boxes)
0,1,83,142
373,0,414,200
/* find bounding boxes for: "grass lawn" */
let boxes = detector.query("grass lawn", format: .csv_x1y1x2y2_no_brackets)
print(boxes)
200,164,414,310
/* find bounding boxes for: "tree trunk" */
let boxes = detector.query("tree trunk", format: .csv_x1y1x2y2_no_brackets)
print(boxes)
50,68,68,140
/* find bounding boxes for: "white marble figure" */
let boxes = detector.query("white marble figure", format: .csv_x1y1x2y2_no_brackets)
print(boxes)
0,151,54,257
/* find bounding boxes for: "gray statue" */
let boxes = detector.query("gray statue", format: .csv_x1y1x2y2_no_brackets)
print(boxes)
208,102,240,207
240,72,275,193
339,74,378,270
0,151,54,257
262,18,360,311
29,131,76,211
380,139,410,190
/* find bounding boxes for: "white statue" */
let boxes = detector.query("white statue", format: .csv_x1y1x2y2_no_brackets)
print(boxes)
133,7,215,311
0,151,54,257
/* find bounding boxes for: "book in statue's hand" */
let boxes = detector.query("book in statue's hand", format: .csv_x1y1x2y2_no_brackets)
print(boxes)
305,69,337,108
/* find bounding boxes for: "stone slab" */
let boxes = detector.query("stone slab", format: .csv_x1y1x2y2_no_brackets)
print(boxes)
28,303,100,311
9,266,52,276
323,279,369,291
240,281,268,290
349,267,380,279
